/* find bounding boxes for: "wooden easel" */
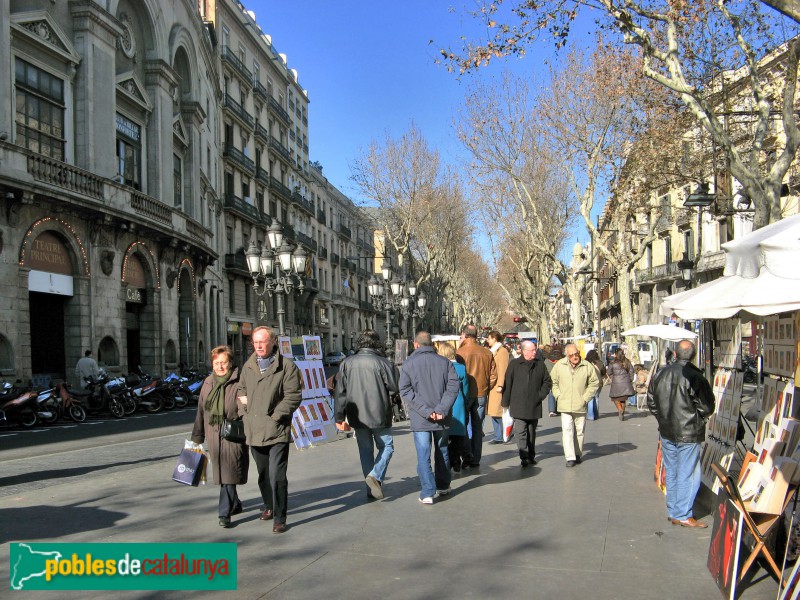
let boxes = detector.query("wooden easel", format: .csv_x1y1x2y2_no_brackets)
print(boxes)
711,462,797,583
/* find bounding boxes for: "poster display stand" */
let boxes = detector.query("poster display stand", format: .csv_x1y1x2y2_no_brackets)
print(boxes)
282,335,337,450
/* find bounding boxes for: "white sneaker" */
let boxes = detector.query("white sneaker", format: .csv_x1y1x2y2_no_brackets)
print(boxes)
418,497,433,505
435,488,450,497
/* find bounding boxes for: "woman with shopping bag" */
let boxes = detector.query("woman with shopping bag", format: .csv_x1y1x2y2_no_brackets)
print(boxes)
191,345,249,528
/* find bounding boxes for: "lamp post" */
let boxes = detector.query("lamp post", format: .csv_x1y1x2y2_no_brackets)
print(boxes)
400,283,427,337
678,252,694,289
245,222,308,336
367,261,402,355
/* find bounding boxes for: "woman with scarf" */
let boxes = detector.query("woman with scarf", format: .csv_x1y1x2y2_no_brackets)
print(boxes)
192,345,249,527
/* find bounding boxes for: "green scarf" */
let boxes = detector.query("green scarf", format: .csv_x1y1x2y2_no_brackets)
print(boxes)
204,371,232,426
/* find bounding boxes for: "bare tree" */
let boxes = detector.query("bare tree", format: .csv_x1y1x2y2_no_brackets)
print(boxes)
441,0,800,228
457,73,586,334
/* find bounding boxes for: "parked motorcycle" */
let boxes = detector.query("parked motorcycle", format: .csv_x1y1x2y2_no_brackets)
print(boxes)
124,371,164,413
71,372,127,419
743,355,760,384
0,383,40,428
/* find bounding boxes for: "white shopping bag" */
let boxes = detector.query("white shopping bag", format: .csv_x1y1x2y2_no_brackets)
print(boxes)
502,408,514,443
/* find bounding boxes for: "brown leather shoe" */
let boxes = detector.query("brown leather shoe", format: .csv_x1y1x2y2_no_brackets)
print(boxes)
671,517,708,528
272,522,288,534
259,509,273,521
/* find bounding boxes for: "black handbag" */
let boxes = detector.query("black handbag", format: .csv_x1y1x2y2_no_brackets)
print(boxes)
220,418,246,444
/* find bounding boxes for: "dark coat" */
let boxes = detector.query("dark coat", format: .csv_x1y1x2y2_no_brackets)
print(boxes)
191,367,249,485
399,346,459,432
608,360,634,398
238,352,302,446
647,359,715,443
501,356,552,420
334,348,398,429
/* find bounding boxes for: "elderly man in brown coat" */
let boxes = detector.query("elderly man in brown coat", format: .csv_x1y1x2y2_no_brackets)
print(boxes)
456,324,497,467
486,330,510,444
238,326,302,534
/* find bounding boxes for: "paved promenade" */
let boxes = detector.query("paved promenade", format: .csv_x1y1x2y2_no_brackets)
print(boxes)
0,388,782,599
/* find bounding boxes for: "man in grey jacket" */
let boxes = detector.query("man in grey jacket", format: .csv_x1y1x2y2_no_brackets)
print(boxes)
335,330,399,500
399,331,459,504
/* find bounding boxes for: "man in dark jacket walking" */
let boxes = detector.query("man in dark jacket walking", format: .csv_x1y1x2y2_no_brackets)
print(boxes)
400,331,459,504
501,340,552,467
335,330,399,500
647,339,715,528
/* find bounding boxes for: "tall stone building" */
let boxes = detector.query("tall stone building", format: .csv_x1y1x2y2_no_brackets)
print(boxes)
0,0,376,383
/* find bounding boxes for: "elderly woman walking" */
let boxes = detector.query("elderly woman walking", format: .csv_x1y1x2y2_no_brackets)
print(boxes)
608,348,635,421
192,345,249,527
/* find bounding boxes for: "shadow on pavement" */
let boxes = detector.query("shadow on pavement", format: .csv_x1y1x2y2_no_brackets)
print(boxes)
0,500,126,543
0,455,175,488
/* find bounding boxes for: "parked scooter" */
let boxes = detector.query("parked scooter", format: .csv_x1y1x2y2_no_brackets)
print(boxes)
124,371,164,413
69,372,127,419
0,383,40,428
743,355,760,384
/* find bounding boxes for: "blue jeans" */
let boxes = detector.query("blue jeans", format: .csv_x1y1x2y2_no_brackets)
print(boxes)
491,417,503,442
659,437,702,521
466,396,487,463
547,392,557,414
355,427,394,484
413,430,451,499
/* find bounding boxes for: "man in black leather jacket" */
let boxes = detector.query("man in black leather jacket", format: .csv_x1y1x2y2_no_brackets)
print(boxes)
334,330,399,501
647,339,715,528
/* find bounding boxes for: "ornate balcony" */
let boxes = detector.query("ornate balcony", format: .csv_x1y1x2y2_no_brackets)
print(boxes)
256,167,270,187
318,247,328,260
225,252,250,276
316,208,326,225
338,223,351,240
253,79,269,101
269,176,292,202
222,143,255,175
255,122,269,144
268,96,290,125
292,191,314,216
221,46,253,86
269,136,292,165
635,261,681,285
224,194,263,225
222,94,254,129
331,252,340,266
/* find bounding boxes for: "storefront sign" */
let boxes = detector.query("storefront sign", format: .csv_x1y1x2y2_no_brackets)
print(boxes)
241,322,252,336
125,287,144,304
28,270,73,296
29,232,72,275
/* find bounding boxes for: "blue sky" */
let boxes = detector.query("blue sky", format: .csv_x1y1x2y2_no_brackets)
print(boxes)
246,3,552,187
245,1,595,247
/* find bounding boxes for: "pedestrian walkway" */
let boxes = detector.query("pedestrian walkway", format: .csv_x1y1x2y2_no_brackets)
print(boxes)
0,389,782,599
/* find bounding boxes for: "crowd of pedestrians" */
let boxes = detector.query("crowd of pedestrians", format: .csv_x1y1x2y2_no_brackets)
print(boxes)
191,326,709,533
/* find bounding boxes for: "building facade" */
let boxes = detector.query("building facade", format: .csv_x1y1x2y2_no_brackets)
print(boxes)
0,0,378,383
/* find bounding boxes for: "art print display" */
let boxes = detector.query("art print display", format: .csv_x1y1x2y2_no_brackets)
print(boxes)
302,335,323,360
707,499,743,600
278,336,293,359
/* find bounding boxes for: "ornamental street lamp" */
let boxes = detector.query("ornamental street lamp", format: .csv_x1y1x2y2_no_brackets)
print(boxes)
400,284,427,337
245,223,308,336
678,252,694,288
367,261,403,355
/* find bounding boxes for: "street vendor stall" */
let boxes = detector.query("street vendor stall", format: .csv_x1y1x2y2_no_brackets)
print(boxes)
658,213,800,599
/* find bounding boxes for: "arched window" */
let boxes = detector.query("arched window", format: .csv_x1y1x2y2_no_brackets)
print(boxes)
98,336,119,367
165,339,177,365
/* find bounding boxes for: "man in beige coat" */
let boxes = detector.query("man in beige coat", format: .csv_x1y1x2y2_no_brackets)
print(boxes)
550,343,599,468
238,326,302,533
486,330,510,444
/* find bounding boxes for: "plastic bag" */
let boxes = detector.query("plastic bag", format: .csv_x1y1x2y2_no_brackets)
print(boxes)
502,408,514,442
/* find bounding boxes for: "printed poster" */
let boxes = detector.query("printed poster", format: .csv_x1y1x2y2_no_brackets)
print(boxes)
278,336,293,359
707,498,743,600
302,335,322,360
